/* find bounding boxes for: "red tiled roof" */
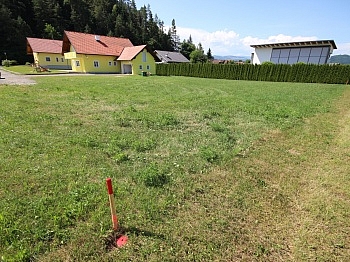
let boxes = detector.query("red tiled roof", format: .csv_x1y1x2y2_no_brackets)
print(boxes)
117,45,147,61
26,38,63,54
63,31,134,56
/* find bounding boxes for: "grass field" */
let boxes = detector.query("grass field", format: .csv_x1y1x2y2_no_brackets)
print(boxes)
2,65,69,75
0,75,349,261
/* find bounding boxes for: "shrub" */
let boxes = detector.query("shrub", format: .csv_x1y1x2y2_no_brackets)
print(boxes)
2,60,10,67
261,61,274,66
1,60,18,67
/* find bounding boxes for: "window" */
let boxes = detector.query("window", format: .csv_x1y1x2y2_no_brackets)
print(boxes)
113,61,117,66
46,57,51,62
75,60,80,67
270,46,331,65
139,65,143,70
142,50,147,62
280,49,290,58
108,61,112,66
56,57,59,62
94,61,99,67
146,65,150,70
61,58,64,62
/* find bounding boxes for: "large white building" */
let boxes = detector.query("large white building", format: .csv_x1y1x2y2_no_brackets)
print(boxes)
250,40,337,65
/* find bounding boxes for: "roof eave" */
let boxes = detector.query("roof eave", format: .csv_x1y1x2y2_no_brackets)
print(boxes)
251,40,337,49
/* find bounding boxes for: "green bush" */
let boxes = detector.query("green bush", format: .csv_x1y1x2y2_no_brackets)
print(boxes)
2,60,10,67
1,59,18,67
261,61,274,66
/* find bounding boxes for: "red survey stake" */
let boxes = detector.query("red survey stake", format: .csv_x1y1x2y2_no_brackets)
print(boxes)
106,178,118,230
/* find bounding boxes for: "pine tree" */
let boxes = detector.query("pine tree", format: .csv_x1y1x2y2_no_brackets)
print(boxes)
170,19,180,51
207,48,214,61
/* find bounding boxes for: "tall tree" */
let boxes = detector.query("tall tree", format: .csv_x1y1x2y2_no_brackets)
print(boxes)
207,48,214,61
170,19,180,51
190,43,208,63
180,36,196,60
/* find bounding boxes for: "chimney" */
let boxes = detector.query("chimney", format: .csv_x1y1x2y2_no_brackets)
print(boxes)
95,35,100,41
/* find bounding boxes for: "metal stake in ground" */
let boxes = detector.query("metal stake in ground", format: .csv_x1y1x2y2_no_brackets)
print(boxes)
106,178,128,247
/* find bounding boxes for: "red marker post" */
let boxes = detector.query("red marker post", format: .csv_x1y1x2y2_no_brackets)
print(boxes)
106,178,118,230
106,178,128,247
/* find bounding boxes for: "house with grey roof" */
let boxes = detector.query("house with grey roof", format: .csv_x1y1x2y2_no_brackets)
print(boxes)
250,40,337,65
154,50,190,63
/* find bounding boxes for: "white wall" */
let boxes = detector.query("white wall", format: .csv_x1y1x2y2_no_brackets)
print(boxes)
252,48,273,64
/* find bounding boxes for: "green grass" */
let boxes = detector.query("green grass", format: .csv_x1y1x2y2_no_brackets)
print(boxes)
2,65,68,75
0,76,349,261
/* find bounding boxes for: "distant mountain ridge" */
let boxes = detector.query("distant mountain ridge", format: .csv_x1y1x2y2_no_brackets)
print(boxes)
214,55,250,61
329,55,350,64
214,55,350,64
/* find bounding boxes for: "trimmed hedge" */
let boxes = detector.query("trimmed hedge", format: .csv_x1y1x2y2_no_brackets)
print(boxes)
156,63,350,84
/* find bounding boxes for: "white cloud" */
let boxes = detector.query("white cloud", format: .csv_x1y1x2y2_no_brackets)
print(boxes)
174,26,330,56
241,34,318,49
176,27,243,55
333,42,350,55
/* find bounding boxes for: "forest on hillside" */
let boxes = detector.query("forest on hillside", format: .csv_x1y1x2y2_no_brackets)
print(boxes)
0,0,184,63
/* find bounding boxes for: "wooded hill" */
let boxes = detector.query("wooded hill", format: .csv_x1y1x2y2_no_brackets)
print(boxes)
329,55,350,64
0,0,176,63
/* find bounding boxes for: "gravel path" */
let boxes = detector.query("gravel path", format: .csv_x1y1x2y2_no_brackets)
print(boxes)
0,67,37,85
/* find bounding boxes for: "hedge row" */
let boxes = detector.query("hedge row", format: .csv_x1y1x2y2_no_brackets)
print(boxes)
156,63,350,84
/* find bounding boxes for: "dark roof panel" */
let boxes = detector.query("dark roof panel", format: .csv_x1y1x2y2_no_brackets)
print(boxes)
155,50,190,63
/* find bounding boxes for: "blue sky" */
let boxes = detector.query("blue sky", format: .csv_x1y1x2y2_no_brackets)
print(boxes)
138,0,350,56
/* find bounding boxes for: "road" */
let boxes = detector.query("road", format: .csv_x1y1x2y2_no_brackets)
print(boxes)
0,67,37,85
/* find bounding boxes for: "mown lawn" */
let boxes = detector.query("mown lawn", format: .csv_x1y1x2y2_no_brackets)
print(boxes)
2,65,69,75
0,76,349,261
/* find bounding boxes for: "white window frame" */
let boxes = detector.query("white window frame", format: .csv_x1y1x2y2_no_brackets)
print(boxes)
45,57,51,62
93,61,99,68
75,60,80,67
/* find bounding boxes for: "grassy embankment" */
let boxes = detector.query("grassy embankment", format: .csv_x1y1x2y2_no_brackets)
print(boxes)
0,75,349,261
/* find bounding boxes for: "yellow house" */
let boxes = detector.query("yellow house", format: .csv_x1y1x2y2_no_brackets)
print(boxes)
26,38,71,69
62,31,159,74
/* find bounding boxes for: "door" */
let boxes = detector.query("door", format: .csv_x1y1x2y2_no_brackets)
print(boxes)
123,64,132,74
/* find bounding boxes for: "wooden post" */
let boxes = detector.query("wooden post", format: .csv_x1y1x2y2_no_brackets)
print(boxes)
106,178,118,230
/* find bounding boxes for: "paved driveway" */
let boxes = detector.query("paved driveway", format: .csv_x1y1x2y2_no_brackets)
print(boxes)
0,67,37,85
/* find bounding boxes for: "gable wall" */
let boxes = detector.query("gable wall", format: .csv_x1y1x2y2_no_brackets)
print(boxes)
252,48,273,64
131,49,156,75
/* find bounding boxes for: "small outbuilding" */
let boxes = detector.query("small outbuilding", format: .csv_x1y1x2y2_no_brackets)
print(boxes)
250,40,337,65
154,50,190,63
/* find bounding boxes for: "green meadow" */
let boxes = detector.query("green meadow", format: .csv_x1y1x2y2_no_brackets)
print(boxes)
1,75,349,261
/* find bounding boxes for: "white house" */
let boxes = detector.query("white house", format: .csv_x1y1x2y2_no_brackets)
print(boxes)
250,40,337,65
